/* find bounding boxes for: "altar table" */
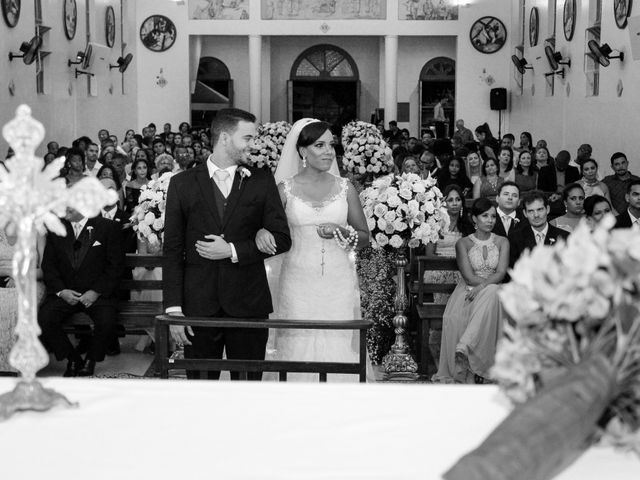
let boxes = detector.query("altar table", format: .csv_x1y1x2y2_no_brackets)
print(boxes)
0,379,638,479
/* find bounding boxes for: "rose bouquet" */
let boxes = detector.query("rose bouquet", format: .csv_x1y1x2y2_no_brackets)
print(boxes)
341,120,394,175
130,171,174,247
360,172,449,250
247,121,292,172
445,217,640,480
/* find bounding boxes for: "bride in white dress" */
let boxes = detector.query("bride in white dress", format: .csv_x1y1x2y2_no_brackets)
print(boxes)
256,119,370,382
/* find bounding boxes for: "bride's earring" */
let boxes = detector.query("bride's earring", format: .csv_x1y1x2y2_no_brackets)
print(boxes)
302,155,307,168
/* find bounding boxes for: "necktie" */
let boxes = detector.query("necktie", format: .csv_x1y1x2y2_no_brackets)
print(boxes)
536,232,544,245
214,170,230,198
502,215,511,233
73,223,82,239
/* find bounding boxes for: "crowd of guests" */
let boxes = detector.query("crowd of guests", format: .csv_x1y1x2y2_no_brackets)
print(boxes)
405,121,640,384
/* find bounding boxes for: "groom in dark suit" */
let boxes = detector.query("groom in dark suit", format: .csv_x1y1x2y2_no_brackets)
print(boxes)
163,108,291,380
614,180,640,229
508,190,569,269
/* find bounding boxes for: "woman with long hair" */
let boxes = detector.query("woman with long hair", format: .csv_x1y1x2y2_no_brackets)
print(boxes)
474,123,499,162
123,159,152,217
473,157,504,201
578,158,612,203
549,183,585,233
584,194,613,230
514,150,538,193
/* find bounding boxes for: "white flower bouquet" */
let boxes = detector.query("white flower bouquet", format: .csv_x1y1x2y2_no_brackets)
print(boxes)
341,120,394,175
130,171,174,247
359,172,449,250
248,121,292,172
445,217,640,480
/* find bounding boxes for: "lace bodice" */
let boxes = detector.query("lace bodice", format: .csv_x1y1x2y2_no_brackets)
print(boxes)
0,229,14,272
467,233,499,279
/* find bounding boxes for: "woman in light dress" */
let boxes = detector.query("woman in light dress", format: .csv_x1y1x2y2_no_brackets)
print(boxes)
584,195,612,230
578,158,611,203
256,119,370,382
549,183,585,233
433,198,509,384
0,227,46,373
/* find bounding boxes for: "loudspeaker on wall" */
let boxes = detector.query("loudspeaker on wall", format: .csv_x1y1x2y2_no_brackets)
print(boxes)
490,88,507,110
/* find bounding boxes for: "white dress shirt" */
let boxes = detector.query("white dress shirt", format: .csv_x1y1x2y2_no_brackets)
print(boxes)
531,224,549,245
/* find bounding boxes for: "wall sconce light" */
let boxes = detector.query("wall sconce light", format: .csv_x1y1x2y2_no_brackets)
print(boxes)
511,55,533,74
588,41,624,67
67,51,86,67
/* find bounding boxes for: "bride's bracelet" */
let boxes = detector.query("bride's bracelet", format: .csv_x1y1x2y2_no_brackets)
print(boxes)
333,225,358,251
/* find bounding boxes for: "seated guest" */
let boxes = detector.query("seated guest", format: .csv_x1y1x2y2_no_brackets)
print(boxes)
508,190,570,268
584,195,612,230
401,156,421,175
64,148,87,187
514,150,538,194
474,123,499,161
497,147,516,182
437,156,473,197
535,146,557,195
549,183,585,233
500,133,515,150
433,198,509,384
514,131,533,154
493,181,526,238
38,208,124,377
548,150,580,217
473,157,504,202
602,152,640,216
123,159,151,218
419,150,440,179
464,149,483,186
578,158,611,203
97,164,125,209
614,179,640,229
575,143,593,168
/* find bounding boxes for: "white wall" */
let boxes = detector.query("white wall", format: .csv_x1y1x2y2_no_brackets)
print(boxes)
0,0,138,155
509,1,640,172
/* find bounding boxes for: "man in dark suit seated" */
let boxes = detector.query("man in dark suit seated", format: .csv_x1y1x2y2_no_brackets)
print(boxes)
38,208,124,377
549,150,581,218
614,179,640,229
508,190,570,269
492,181,528,238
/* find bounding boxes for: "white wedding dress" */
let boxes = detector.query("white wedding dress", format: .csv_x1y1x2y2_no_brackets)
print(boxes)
266,175,366,382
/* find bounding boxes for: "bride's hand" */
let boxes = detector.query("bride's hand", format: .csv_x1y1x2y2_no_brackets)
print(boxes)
317,223,340,239
256,228,277,255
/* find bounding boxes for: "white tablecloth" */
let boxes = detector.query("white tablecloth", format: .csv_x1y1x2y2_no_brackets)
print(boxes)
0,379,638,479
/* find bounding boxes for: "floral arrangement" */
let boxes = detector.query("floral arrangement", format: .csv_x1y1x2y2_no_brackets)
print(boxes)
130,171,174,247
360,173,449,250
446,217,640,480
341,120,394,175
247,121,292,172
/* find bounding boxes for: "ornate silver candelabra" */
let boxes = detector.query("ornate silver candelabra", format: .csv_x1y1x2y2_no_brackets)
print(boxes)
382,248,419,381
0,105,117,420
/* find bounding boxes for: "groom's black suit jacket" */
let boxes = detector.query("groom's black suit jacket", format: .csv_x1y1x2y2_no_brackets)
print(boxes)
163,164,291,317
508,223,569,269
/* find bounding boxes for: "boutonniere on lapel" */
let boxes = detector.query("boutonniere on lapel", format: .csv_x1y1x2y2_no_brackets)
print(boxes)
238,166,251,190
549,237,556,245
513,218,520,224
87,226,94,242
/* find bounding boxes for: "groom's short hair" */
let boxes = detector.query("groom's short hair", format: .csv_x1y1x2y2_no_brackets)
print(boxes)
211,108,256,147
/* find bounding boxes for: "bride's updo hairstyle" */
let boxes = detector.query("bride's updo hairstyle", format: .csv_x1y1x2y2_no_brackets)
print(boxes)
296,121,332,156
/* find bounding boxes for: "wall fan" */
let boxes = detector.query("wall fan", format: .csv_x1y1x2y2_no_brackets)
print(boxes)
8,35,42,64
109,53,133,73
511,55,533,74
587,41,624,67
545,45,571,71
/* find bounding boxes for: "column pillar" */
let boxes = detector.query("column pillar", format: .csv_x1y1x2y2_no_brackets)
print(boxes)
384,35,398,124
249,35,262,121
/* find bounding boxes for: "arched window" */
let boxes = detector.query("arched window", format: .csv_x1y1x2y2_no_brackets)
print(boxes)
191,57,233,128
290,44,358,80
419,57,455,81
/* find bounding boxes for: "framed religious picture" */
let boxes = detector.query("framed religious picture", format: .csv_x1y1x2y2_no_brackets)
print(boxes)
529,7,539,47
563,0,576,41
64,0,77,40
469,16,507,54
1,0,20,27
140,15,176,52
105,6,116,47
614,0,632,29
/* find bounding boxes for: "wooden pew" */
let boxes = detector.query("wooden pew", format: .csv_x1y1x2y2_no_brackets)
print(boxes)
414,256,459,376
154,315,372,382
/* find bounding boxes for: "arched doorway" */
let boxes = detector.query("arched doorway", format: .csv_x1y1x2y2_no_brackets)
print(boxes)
191,57,233,128
288,44,359,130
419,57,455,138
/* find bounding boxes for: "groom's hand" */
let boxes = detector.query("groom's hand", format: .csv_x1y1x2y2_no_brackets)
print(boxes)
170,324,194,346
196,234,232,260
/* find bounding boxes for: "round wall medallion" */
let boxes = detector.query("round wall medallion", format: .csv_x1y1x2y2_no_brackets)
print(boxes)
105,6,116,47
1,0,20,28
563,0,576,41
469,16,507,54
529,7,539,47
140,15,176,52
64,0,77,40
614,0,632,29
